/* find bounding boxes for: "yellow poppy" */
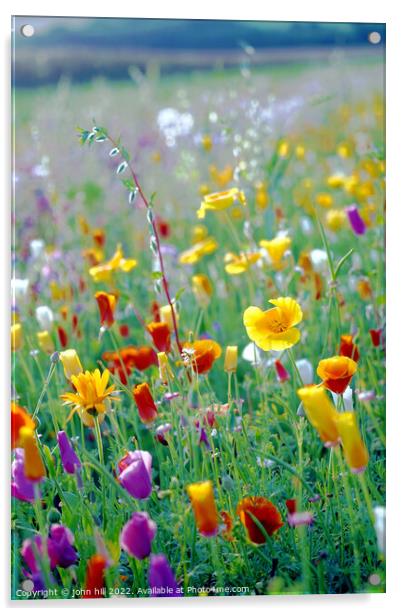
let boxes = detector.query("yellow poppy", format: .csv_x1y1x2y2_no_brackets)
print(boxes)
336,412,369,473
224,251,260,275
197,188,245,220
179,237,218,265
243,297,303,351
89,244,137,282
297,385,340,445
259,236,291,269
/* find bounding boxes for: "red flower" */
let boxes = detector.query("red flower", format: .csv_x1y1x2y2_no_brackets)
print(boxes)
119,324,130,338
95,291,117,328
339,334,360,362
84,554,107,599
156,217,171,238
285,498,297,514
236,496,283,544
369,328,382,348
57,326,68,348
151,301,161,322
102,346,157,385
147,321,171,352
132,382,158,424
274,359,290,383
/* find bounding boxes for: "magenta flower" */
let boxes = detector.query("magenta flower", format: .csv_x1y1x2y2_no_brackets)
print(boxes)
274,359,290,383
155,423,172,446
120,512,156,560
149,554,181,597
345,205,366,235
287,512,314,527
11,449,37,502
57,431,81,475
118,450,152,499
21,536,43,575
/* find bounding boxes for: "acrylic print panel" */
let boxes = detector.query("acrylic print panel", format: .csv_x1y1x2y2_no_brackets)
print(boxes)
11,16,385,601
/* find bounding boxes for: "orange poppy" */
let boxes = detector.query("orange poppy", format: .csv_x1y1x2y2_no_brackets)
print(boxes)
339,334,360,362
102,346,157,384
317,356,357,394
132,383,158,424
83,554,107,599
95,291,117,328
236,496,283,544
182,339,222,374
11,403,35,449
187,481,219,537
147,321,171,353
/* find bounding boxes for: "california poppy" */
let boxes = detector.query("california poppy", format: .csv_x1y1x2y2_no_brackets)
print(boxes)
95,291,117,328
317,356,357,394
182,339,222,374
339,334,360,362
187,481,219,537
236,497,283,544
147,321,171,353
244,297,303,351
132,383,158,424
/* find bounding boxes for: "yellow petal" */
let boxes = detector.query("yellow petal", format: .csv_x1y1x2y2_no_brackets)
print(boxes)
269,297,303,327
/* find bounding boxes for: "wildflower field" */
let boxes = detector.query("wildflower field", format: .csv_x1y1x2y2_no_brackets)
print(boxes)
11,52,385,599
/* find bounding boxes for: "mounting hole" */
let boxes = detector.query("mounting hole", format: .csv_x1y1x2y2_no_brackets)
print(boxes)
21,24,35,38
368,31,381,45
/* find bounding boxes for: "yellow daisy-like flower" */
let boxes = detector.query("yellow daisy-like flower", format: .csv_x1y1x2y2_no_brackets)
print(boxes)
89,244,137,282
243,297,303,351
224,251,261,275
197,188,245,220
60,369,118,427
179,237,218,265
259,236,291,269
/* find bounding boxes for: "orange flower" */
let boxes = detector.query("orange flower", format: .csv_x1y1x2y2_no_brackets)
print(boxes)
182,339,222,374
220,511,234,541
84,554,107,599
147,321,171,353
102,346,157,384
339,334,360,362
236,497,283,544
317,355,357,394
95,291,117,327
132,383,158,424
11,403,35,449
187,481,219,537
336,412,369,473
297,385,340,445
19,427,46,482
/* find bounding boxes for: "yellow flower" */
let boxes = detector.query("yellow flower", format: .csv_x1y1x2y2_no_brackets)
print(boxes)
297,385,340,445
192,274,213,307
59,349,84,380
255,181,269,210
197,188,245,219
201,135,213,151
326,209,346,232
336,412,369,473
337,142,353,158
160,304,179,332
224,346,238,373
209,164,233,188
19,427,46,481
179,237,218,265
327,173,346,189
157,351,174,383
277,140,290,158
191,224,208,244
60,369,117,427
37,331,54,354
260,236,291,269
315,193,333,209
243,297,303,351
89,244,137,282
295,144,305,160
224,251,260,275
11,323,23,352
187,480,219,537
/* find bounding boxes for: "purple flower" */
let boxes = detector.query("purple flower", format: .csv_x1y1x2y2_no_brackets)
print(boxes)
47,524,77,568
149,554,181,597
345,205,366,235
155,423,172,446
57,431,81,474
287,512,314,527
120,512,156,560
11,449,37,502
21,536,43,574
198,427,211,450
118,450,152,499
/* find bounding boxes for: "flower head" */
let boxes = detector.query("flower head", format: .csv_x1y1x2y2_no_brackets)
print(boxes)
147,321,171,353
187,480,219,537
57,431,81,474
297,385,340,445
179,237,218,265
224,345,238,373
339,334,360,362
243,297,303,351
182,339,222,374
37,331,55,354
19,427,46,482
84,554,108,599
132,383,158,424
236,496,283,544
192,274,213,307
59,349,83,380
120,511,156,560
345,205,366,235
224,251,261,275
95,291,117,328
260,236,291,269
12,449,37,502
317,355,357,394
11,403,35,449
89,244,137,282
149,554,181,597
336,412,369,473
60,368,117,427
11,323,23,352
197,188,245,219
117,450,153,499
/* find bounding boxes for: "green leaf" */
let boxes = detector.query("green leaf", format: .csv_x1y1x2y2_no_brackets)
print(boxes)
334,248,354,279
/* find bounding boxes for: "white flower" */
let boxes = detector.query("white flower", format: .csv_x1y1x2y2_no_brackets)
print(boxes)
30,239,45,260
242,342,262,366
300,217,313,235
310,249,328,273
35,305,54,331
296,358,313,385
373,506,385,554
331,386,354,410
11,278,29,304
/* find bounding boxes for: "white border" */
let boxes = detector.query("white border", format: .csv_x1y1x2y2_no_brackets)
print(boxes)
2,0,402,612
